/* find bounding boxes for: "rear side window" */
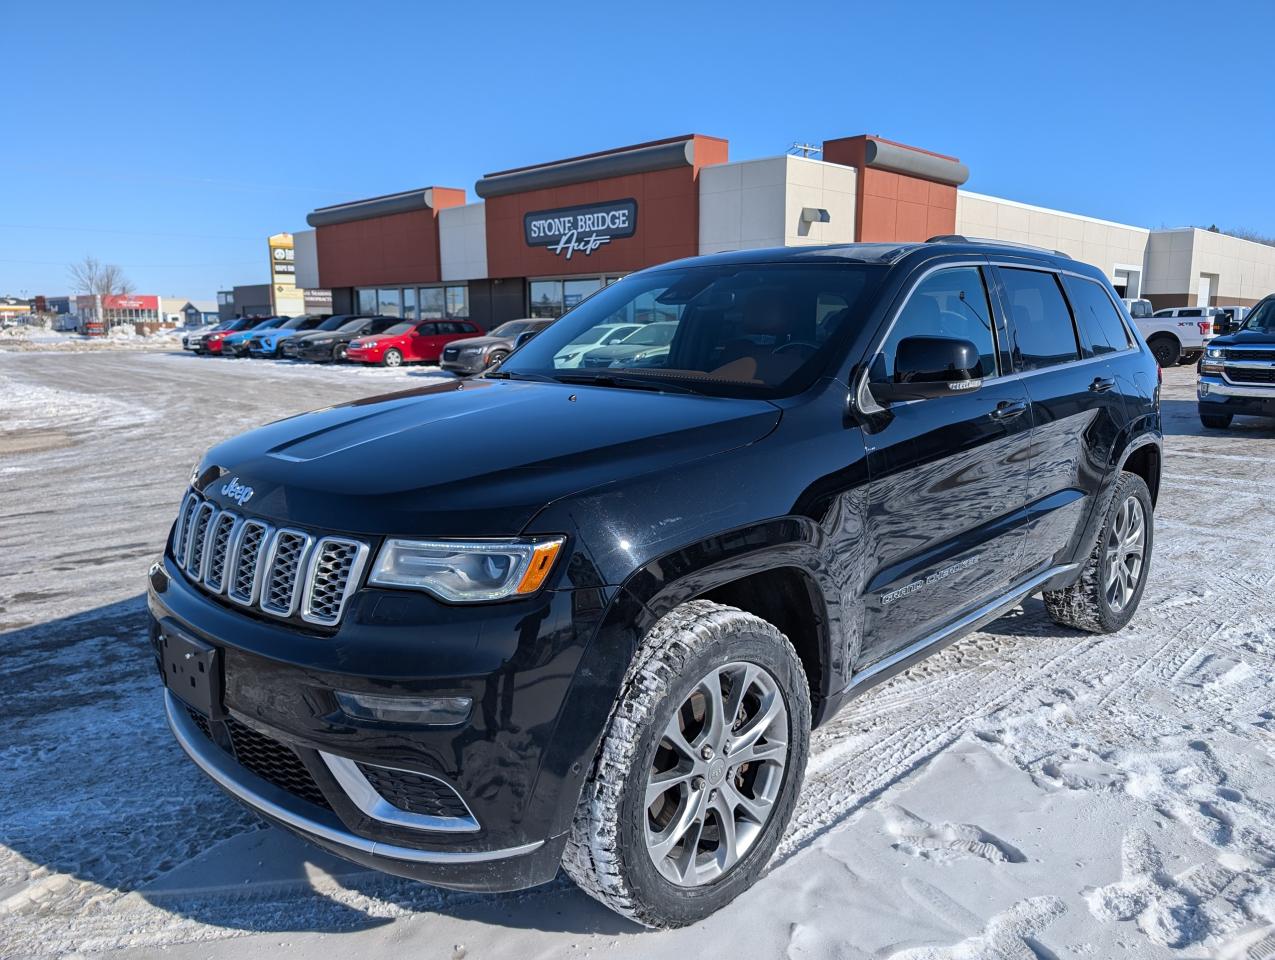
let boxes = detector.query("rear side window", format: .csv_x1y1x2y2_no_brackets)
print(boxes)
875,266,998,381
1063,276,1132,355
1000,268,1080,371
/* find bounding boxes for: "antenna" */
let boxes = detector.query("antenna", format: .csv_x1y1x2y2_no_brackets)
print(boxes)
788,142,822,159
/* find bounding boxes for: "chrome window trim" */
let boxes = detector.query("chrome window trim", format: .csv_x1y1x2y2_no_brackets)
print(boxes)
259,528,315,617
226,519,273,607
319,753,480,834
854,259,1140,413
202,510,241,594
300,537,371,626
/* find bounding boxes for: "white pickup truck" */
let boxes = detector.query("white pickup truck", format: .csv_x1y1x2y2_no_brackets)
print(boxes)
1122,299,1221,367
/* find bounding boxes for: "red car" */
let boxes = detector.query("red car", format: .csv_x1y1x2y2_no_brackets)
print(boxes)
346,319,482,367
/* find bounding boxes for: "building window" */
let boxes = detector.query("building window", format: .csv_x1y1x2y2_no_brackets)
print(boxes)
377,288,401,317
419,286,445,319
357,288,377,314
403,287,417,320
529,280,564,318
445,285,468,319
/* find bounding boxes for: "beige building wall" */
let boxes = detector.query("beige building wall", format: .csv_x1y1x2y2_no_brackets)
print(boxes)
1145,228,1275,307
957,191,1150,294
439,202,488,282
699,156,856,255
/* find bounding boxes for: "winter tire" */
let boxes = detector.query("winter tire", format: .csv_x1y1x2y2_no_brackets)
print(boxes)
382,348,403,367
563,600,810,928
486,350,508,368
1147,335,1180,368
1044,472,1153,634
1200,413,1232,429
333,343,348,362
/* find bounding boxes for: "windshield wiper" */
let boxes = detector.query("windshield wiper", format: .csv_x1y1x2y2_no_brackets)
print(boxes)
482,370,559,383
552,372,696,394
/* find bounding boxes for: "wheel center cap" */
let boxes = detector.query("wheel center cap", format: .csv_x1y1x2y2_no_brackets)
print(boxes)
706,758,727,785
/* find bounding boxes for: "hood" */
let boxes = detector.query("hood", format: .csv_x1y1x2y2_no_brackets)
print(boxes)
1210,328,1275,347
583,342,659,362
447,334,511,351
350,333,394,348
197,378,781,537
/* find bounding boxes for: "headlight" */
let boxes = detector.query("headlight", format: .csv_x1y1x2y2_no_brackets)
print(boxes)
461,347,482,357
368,537,565,602
1206,347,1224,359
557,352,578,363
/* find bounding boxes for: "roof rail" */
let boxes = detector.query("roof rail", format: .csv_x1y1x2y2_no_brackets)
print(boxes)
924,234,1072,259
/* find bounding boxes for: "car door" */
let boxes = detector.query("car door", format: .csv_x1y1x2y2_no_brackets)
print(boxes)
408,322,442,360
858,262,1035,665
992,266,1121,574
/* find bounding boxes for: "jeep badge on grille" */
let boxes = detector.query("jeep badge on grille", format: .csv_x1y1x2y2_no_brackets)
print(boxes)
220,476,254,506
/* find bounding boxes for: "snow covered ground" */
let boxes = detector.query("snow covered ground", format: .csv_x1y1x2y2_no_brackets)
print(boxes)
1,351,1273,959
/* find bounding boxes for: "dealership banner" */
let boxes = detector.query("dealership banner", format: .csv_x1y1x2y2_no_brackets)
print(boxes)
524,199,637,260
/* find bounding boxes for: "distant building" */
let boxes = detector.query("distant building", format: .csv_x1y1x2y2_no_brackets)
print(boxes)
74,294,166,335
0,297,30,323
160,297,218,327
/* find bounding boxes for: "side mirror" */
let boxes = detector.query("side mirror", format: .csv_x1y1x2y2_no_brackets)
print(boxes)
869,335,985,403
514,330,539,349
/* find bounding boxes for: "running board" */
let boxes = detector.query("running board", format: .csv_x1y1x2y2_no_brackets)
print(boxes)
844,562,1079,694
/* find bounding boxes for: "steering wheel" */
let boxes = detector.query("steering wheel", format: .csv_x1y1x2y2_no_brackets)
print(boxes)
772,340,819,356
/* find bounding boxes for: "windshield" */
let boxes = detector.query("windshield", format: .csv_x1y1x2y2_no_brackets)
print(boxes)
491,320,533,338
315,315,353,331
278,316,310,330
336,317,369,332
1241,299,1275,332
500,263,885,397
384,322,415,336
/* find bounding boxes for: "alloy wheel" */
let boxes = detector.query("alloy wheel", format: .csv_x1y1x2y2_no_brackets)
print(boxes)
384,349,402,367
644,661,789,887
1105,495,1146,612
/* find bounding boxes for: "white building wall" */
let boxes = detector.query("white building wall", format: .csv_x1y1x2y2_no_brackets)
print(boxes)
1145,228,1275,305
439,203,488,281
957,191,1150,292
699,156,856,255
293,229,321,290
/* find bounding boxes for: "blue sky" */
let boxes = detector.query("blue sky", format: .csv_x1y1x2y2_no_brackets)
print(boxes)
3,0,1272,299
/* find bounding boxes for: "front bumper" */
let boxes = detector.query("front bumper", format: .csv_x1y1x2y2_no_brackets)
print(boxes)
162,689,560,889
147,553,605,891
440,353,487,375
1198,376,1275,417
247,341,277,357
294,342,341,361
346,347,381,364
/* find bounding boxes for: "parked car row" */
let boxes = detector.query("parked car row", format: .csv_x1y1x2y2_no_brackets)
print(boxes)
1122,298,1253,367
1197,293,1275,429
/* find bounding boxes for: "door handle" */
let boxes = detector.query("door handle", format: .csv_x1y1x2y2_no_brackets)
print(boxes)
989,400,1028,421
1090,376,1115,393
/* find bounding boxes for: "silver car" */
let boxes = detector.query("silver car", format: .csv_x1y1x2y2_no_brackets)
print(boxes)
440,318,555,375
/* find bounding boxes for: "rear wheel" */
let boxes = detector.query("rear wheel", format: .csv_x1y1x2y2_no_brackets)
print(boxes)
1044,472,1153,633
381,348,403,367
1147,334,1180,368
564,601,810,928
1200,412,1232,429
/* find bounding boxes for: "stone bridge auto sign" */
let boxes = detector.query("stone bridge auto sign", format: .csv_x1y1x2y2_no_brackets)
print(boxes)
524,199,637,260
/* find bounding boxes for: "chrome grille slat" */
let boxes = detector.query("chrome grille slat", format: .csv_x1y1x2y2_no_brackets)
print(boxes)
173,493,201,570
187,502,217,578
203,511,240,594
260,529,314,617
227,519,271,606
302,538,370,626
171,491,364,626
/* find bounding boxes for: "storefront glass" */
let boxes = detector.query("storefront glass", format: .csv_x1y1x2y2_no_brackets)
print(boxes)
445,285,468,319
357,289,377,314
529,276,623,318
403,287,418,320
419,287,446,319
377,288,402,317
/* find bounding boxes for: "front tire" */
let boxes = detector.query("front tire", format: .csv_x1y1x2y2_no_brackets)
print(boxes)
563,600,810,928
1147,335,1181,368
332,343,348,362
381,348,403,367
1044,472,1153,634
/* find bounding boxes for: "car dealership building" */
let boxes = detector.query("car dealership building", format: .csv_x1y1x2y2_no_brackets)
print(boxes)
294,132,1275,329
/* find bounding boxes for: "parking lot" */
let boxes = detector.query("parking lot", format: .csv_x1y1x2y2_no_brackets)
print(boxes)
2,348,1274,958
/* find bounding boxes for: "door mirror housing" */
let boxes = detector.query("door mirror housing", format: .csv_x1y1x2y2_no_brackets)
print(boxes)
869,335,986,403
514,330,539,349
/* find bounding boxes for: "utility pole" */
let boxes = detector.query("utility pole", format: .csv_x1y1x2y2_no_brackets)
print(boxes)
789,142,822,159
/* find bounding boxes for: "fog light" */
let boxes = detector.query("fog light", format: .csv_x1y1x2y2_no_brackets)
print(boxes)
335,691,472,726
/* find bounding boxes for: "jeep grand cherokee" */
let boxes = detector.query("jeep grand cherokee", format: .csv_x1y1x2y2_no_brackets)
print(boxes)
147,238,1162,927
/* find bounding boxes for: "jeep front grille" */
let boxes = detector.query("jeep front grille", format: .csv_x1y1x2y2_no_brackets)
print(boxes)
171,492,368,627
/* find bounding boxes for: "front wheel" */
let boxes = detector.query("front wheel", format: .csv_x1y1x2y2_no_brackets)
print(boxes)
1044,472,1153,633
381,348,403,367
332,343,348,362
563,600,811,928
1147,335,1180,368
485,350,508,369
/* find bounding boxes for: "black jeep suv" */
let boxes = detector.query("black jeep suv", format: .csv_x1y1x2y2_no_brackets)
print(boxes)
1198,294,1275,428
147,239,1161,927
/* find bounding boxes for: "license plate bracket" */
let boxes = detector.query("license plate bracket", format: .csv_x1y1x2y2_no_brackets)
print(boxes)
159,622,225,720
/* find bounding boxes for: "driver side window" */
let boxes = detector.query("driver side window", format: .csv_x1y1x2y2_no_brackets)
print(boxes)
874,267,998,382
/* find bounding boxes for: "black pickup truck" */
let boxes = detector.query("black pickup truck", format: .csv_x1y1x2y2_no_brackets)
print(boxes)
1198,294,1275,428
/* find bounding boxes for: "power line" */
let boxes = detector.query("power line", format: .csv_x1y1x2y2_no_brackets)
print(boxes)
0,223,260,242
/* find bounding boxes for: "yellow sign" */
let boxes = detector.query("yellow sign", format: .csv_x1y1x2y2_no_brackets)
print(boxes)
268,233,305,315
